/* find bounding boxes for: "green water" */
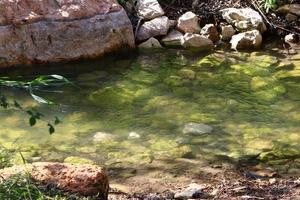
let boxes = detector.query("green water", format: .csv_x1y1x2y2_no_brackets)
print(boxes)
1,50,300,174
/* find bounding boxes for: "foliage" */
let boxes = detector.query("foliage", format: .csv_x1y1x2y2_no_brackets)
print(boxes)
261,0,278,12
0,147,12,169
0,75,71,134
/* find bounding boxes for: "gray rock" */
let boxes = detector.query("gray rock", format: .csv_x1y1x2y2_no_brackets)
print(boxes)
161,29,183,47
174,183,203,199
181,33,214,51
93,132,116,142
220,24,236,41
200,24,220,43
220,8,267,33
183,122,213,135
0,0,135,68
138,37,163,49
136,0,165,20
136,16,170,41
177,11,201,33
230,30,262,50
277,4,300,17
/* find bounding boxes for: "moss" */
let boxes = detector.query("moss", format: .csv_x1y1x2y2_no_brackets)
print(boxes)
178,68,196,80
64,156,95,165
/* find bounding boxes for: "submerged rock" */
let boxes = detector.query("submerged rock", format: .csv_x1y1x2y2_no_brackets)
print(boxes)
183,122,213,135
181,33,214,51
93,132,117,143
200,24,220,43
230,30,262,50
128,132,141,139
136,0,165,20
220,8,267,33
0,162,109,198
174,183,203,199
136,16,170,41
177,11,201,33
161,29,183,47
138,37,163,49
0,0,135,68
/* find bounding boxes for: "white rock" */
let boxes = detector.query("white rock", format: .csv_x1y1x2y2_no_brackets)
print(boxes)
181,33,214,51
138,37,162,48
177,11,201,33
136,0,164,20
161,29,183,47
285,33,298,44
183,122,213,135
174,183,203,199
136,16,170,41
220,24,236,41
128,132,141,139
200,24,220,43
230,30,262,50
220,8,267,33
93,132,116,142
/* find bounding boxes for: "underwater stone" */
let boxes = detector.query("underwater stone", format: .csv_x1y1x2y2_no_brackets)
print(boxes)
128,132,141,139
178,68,196,80
93,132,117,143
183,122,213,135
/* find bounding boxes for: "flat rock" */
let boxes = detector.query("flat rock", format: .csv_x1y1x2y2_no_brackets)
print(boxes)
220,8,267,33
138,37,162,48
200,24,220,43
177,11,201,33
174,183,203,199
220,24,236,41
161,29,183,47
136,16,170,41
0,0,135,68
230,30,262,50
183,122,213,135
181,33,214,51
0,162,109,198
277,4,300,17
136,0,164,20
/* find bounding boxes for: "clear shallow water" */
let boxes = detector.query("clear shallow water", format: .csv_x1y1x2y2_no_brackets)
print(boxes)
0,50,300,173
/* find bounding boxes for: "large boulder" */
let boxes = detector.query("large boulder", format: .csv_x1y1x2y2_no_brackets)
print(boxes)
0,0,135,68
200,24,220,43
136,16,170,41
0,162,109,199
230,30,262,50
181,33,214,51
220,24,236,41
161,29,183,47
136,0,164,20
177,11,201,33
220,8,267,33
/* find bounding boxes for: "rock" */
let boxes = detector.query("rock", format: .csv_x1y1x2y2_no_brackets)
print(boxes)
0,162,109,198
183,122,213,135
169,20,178,28
174,183,203,199
200,24,220,43
138,37,162,48
128,132,141,139
177,11,201,33
178,68,196,79
136,0,164,20
286,13,298,22
285,33,299,44
161,29,183,47
220,24,236,41
136,16,170,41
230,30,262,50
0,0,135,68
181,33,214,51
220,8,267,33
93,132,116,142
277,4,300,17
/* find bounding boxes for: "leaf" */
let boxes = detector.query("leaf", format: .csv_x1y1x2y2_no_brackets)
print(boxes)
48,123,55,135
29,117,36,126
30,92,53,105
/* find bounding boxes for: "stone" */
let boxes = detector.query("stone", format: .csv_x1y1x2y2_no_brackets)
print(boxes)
136,0,164,20
174,183,203,199
230,30,262,50
0,0,135,68
181,33,214,51
277,4,300,17
220,8,267,33
177,11,201,33
200,24,220,43
161,29,183,47
183,122,213,135
136,16,170,41
285,34,299,44
93,132,116,142
0,162,109,198
220,24,236,41
138,37,163,48
128,132,141,139
286,13,298,22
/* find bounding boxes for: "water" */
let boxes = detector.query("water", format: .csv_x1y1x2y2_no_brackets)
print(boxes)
0,49,300,176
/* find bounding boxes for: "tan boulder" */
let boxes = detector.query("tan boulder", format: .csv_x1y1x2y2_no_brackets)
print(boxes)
177,11,200,33
161,29,183,47
0,0,135,68
138,37,163,48
230,30,262,50
277,4,300,17
136,0,164,20
200,24,220,43
220,24,236,41
0,162,109,199
181,33,214,51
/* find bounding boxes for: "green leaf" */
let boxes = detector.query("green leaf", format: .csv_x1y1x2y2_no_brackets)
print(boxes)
29,117,36,126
